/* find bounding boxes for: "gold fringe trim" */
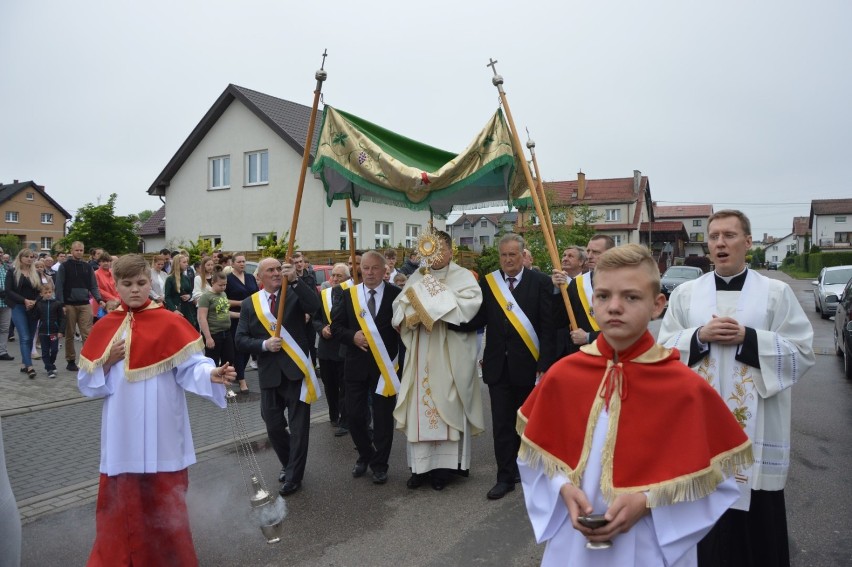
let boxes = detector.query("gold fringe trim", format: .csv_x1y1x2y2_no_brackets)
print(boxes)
598,362,622,504
77,310,205,383
124,337,205,383
405,286,435,332
516,360,756,508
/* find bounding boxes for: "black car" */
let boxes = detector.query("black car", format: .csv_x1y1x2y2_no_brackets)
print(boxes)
660,266,703,298
832,275,852,379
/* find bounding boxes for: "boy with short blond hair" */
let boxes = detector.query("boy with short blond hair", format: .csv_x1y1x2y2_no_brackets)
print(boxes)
517,244,753,567
78,254,236,567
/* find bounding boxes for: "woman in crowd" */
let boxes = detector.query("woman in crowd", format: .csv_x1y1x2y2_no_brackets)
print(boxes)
149,254,168,303
192,255,216,304
164,253,197,328
225,253,258,390
6,250,42,378
198,267,241,391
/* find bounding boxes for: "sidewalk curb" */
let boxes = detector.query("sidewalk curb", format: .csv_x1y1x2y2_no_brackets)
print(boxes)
1,396,91,418
17,409,330,523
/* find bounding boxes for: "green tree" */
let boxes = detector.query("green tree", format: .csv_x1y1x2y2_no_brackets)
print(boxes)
130,209,156,224
523,202,601,272
256,231,295,261
180,236,221,266
474,245,500,278
0,235,22,258
59,193,139,254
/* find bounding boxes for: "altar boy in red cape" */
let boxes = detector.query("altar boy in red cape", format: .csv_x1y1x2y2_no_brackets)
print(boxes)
77,255,235,567
517,244,753,567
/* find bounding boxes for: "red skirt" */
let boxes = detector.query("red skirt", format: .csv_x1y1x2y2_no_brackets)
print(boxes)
87,470,198,567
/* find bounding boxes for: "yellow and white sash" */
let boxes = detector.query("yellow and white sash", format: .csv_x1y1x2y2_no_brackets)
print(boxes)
321,279,352,323
348,284,400,397
575,272,600,331
485,271,540,360
251,292,322,404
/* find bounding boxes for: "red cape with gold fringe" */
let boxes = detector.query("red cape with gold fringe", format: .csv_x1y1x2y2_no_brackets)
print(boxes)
517,331,753,507
79,300,203,382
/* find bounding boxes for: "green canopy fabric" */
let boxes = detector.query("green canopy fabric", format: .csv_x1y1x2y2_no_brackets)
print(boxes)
311,106,525,216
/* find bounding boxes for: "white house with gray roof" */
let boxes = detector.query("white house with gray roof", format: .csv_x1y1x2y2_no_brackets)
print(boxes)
147,84,430,252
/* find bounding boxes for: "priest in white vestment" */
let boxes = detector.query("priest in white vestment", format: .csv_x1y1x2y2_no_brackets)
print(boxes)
392,231,484,490
659,210,814,567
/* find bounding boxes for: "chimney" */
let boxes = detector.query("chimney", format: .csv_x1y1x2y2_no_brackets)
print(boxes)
577,170,586,200
633,170,641,192
13,179,19,184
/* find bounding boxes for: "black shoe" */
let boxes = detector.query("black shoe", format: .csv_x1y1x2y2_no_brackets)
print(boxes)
278,468,287,483
431,477,446,491
514,474,521,484
66,361,79,371
0,353,14,361
372,470,388,485
486,482,515,500
406,473,425,489
329,419,338,428
334,426,349,437
352,461,368,478
279,481,301,496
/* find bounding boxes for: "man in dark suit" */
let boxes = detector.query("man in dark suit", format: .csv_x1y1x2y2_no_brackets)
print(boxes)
332,250,401,485
551,234,615,353
235,258,320,496
314,263,351,437
466,233,555,500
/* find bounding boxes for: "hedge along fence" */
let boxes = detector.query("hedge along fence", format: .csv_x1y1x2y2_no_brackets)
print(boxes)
794,250,852,273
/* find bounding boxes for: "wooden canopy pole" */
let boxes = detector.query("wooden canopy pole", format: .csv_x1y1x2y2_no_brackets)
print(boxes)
527,137,577,329
346,198,359,284
487,58,577,330
275,50,328,336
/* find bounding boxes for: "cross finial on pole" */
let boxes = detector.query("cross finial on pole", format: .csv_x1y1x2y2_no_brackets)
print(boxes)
486,57,504,90
526,126,536,150
316,49,329,82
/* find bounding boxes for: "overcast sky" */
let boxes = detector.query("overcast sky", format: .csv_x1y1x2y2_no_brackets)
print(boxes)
2,1,849,241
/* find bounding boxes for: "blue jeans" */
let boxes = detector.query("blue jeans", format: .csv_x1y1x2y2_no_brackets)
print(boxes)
10,305,36,368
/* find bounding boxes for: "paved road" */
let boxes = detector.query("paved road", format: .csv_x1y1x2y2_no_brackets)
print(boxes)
3,269,851,566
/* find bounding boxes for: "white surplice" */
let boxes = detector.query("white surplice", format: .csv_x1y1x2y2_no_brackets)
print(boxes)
392,263,484,473
658,270,814,497
519,411,740,567
78,344,226,476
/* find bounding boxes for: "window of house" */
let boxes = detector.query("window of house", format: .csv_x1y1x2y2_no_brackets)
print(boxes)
479,235,489,247
463,221,471,230
772,245,778,250
253,233,270,251
209,156,230,189
612,235,622,246
41,213,53,224
340,218,360,250
245,150,269,185
693,219,702,227
480,220,488,228
460,237,474,247
836,232,851,243
405,224,420,248
606,209,620,222
836,216,847,223
689,232,701,242
5,211,19,223
26,192,34,201
552,211,567,224
201,236,222,248
375,222,392,248
41,237,53,250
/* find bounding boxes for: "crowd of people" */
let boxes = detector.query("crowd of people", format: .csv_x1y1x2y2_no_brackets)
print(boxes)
0,208,816,566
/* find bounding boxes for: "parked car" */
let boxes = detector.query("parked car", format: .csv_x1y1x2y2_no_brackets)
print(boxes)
660,266,704,298
813,265,852,319
831,274,852,378
767,262,781,270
